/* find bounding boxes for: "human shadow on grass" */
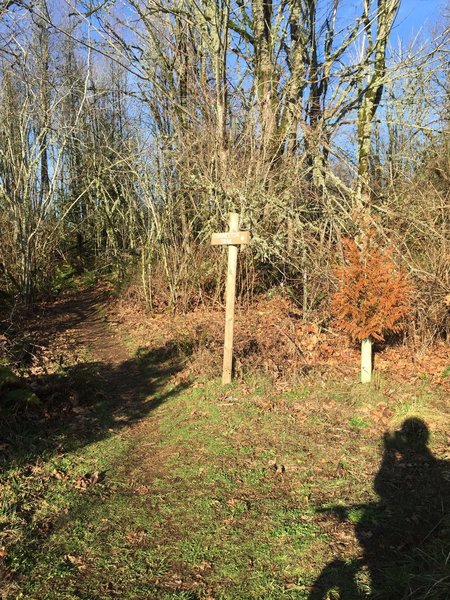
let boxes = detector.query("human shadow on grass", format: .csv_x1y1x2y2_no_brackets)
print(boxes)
309,418,450,599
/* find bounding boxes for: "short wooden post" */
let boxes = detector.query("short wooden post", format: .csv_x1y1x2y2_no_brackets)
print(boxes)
361,337,372,383
211,213,250,385
222,213,239,384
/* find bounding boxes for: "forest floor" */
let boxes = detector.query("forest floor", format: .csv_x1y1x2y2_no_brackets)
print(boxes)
1,286,450,599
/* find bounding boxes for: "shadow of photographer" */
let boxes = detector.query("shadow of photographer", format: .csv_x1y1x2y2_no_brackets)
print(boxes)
309,418,450,599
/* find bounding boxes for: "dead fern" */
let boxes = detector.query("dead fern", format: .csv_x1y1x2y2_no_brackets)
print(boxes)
332,236,413,342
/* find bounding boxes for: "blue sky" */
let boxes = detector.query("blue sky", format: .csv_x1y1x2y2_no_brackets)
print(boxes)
342,0,444,45
394,0,444,40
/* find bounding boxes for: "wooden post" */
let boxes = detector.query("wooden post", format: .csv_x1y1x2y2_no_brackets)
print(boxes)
222,213,239,384
211,213,250,384
361,337,372,383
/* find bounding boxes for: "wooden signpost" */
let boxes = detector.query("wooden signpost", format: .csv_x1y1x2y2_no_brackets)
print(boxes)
211,213,250,384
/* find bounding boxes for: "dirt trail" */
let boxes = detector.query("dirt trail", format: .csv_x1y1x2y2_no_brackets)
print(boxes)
39,288,130,366
31,287,185,437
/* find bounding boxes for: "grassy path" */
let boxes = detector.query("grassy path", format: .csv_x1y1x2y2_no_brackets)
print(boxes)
1,291,449,599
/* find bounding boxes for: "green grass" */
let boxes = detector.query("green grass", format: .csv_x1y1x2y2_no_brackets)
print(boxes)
348,416,370,429
1,374,449,599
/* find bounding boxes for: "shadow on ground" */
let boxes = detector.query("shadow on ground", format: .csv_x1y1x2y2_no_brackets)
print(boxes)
0,347,193,596
309,418,450,599
0,288,198,594
1,287,192,465
0,341,189,469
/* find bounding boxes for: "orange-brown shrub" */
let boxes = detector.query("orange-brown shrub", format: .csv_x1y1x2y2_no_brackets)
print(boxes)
332,237,413,342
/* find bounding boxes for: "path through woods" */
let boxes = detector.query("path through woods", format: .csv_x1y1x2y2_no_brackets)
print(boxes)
2,288,449,599
29,286,191,488
33,287,187,428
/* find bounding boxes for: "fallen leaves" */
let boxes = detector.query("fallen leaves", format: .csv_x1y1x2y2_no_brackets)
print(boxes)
370,403,393,427
51,469,104,491
86,289,450,390
125,529,148,545
64,554,87,571
52,469,69,482
269,460,286,475
74,471,102,490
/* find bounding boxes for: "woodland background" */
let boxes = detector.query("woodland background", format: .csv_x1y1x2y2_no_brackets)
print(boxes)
1,4,449,596
0,0,448,345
